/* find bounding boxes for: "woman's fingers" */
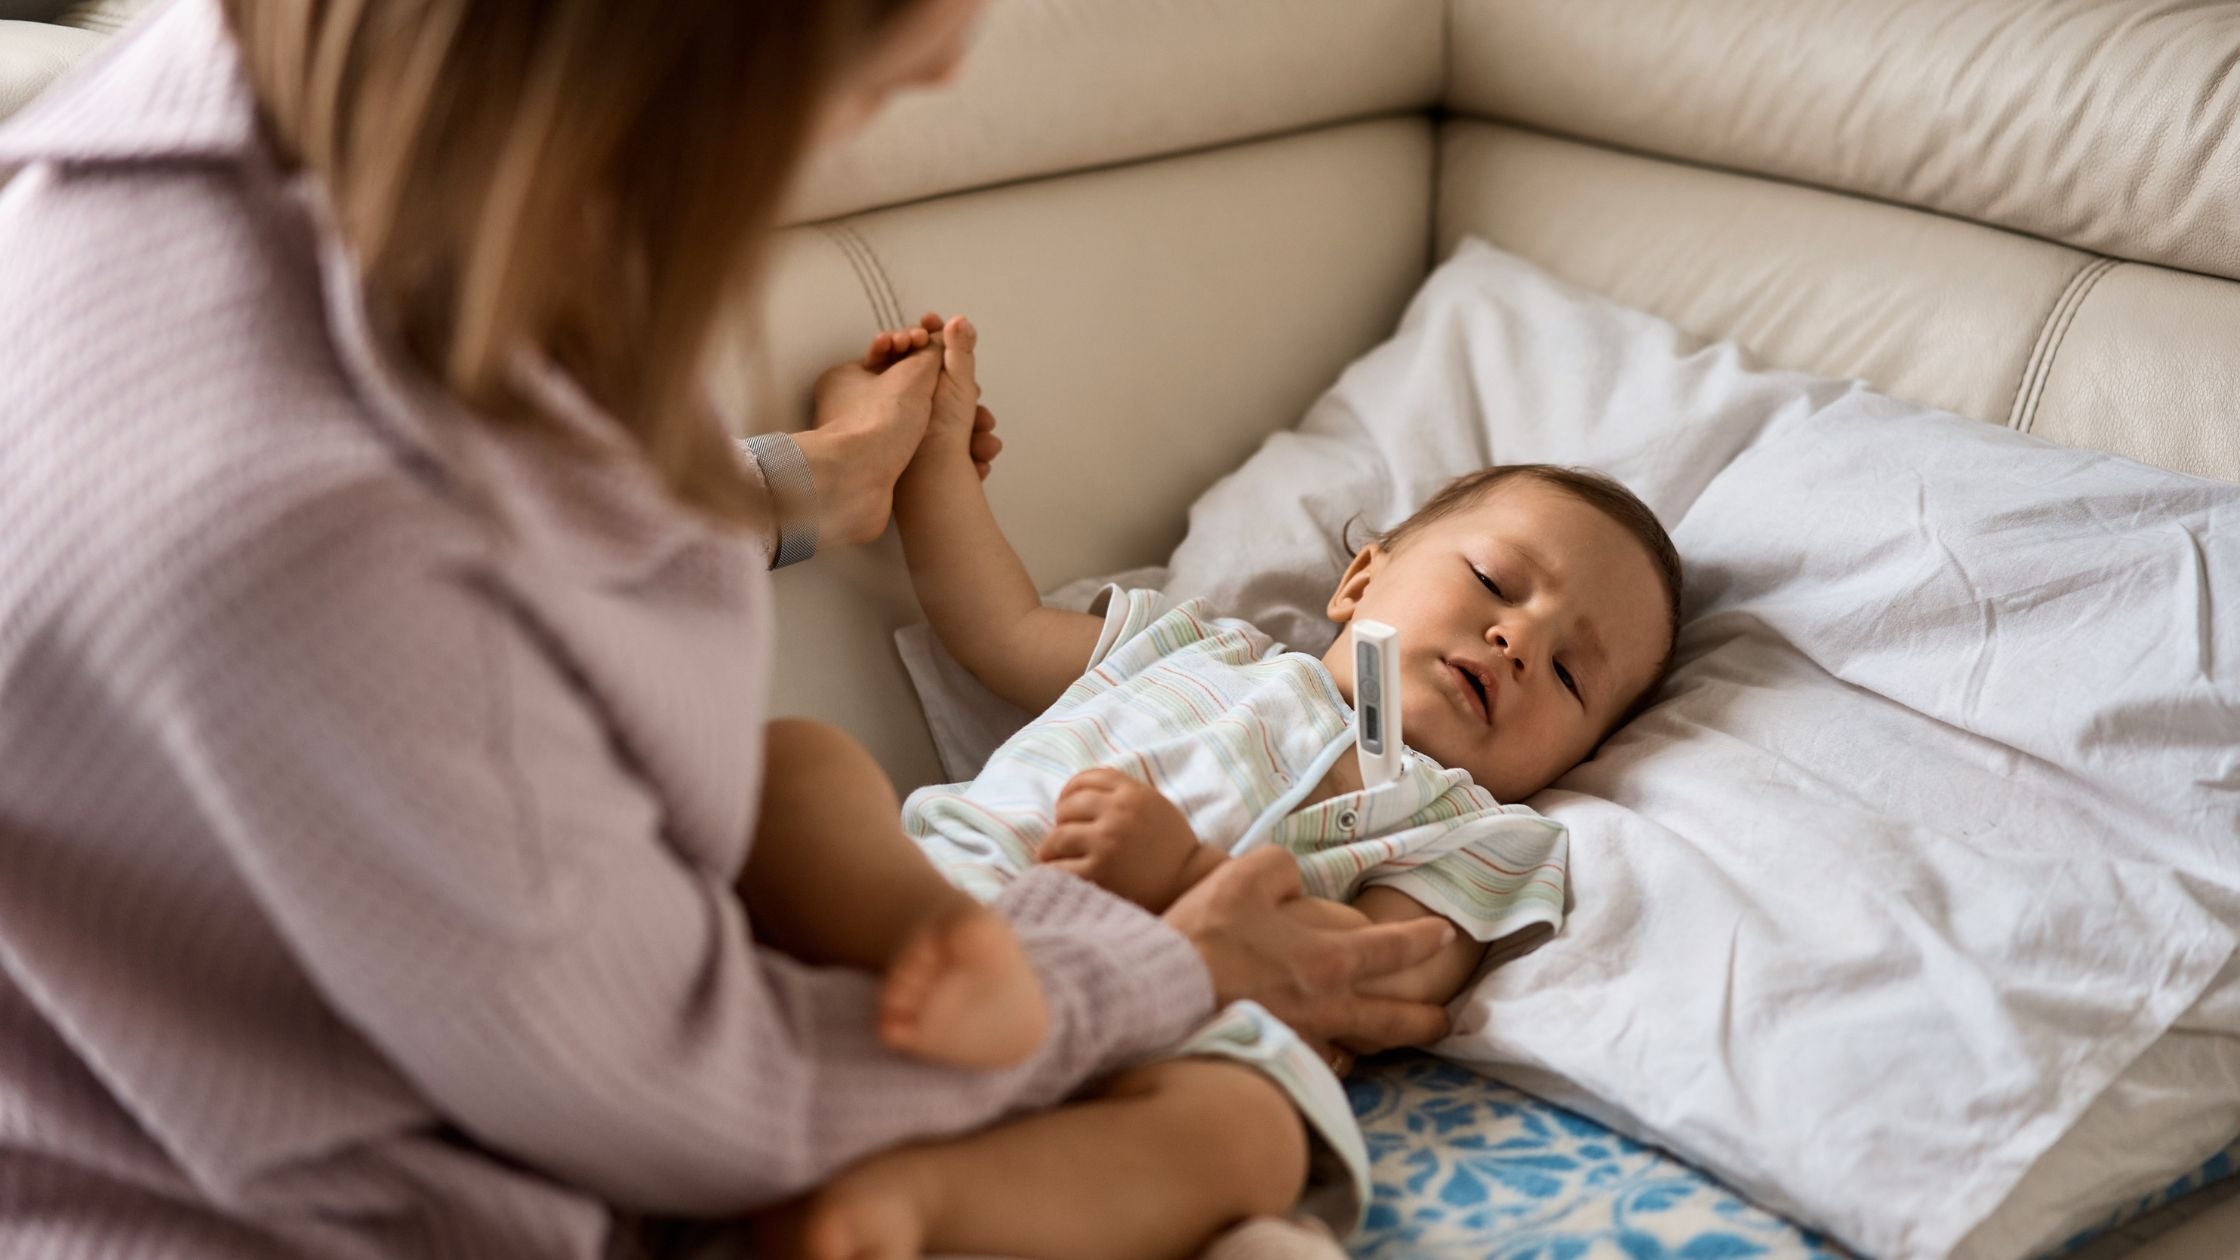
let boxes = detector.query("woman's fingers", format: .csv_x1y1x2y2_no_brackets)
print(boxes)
862,326,935,370
969,407,1001,479
1164,848,1459,1051
1311,995,1450,1055
1319,913,1454,987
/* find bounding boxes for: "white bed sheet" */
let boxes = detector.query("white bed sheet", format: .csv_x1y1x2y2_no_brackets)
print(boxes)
897,241,2240,1259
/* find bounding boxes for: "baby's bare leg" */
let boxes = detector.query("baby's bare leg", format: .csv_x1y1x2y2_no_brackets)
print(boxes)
761,1059,1310,1260
746,719,967,967
750,718,1044,1068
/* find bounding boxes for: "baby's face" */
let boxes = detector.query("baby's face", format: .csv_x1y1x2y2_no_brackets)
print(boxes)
1321,480,1671,802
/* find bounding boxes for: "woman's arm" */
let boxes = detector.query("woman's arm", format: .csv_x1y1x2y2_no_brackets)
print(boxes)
892,317,1102,714
157,514,1214,1216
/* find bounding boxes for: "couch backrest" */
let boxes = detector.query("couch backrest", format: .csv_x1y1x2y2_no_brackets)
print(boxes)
1438,0,2240,487
9,1,2233,786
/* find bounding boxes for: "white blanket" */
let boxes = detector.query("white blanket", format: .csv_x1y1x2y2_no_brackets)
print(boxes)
899,240,2240,1259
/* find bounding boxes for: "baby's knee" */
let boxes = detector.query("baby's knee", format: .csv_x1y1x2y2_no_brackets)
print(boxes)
1107,1059,1311,1219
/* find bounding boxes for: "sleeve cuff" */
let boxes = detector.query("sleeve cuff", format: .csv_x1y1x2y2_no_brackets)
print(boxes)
996,867,1216,1068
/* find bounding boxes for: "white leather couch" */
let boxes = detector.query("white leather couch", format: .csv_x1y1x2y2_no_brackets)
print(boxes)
8,2,2238,1254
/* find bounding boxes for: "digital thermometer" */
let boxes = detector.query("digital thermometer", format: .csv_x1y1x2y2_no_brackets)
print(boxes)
1352,619,1406,787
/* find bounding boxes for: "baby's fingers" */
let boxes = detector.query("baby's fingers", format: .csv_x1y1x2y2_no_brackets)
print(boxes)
1036,824,1091,863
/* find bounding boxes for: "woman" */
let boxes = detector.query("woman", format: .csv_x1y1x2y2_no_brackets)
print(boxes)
0,2,1454,1256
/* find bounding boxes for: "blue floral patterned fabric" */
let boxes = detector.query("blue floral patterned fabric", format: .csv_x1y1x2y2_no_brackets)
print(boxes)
1346,1053,2240,1260
2052,1146,2238,1255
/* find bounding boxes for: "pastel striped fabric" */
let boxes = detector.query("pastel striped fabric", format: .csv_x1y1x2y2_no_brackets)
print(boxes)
905,589,1569,944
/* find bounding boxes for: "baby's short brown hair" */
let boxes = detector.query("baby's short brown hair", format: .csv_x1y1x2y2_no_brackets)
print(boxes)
1373,465,1683,728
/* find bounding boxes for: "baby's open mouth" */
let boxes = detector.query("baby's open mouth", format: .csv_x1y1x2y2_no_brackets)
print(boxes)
1446,658,1492,725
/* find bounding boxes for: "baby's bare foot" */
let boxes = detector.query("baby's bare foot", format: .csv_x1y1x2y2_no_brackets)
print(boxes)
755,1162,931,1260
879,903,1047,1070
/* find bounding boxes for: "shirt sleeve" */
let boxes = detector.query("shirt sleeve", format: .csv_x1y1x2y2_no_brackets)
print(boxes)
1357,804,1571,944
732,435,778,567
1057,586,1286,712
150,500,1214,1216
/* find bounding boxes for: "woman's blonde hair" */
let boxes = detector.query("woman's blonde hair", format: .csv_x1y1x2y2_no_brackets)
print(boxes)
223,0,914,525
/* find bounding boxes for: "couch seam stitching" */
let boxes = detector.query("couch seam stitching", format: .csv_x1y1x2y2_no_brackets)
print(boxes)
837,222,905,330
2019,258,2119,437
817,223,892,330
2008,261,2088,430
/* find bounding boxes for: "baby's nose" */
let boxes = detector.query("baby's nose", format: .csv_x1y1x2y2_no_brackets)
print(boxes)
1489,628,1528,672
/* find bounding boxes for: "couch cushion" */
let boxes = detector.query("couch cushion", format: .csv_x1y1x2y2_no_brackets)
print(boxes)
55,0,152,37
782,0,1442,224
0,18,96,122
1437,121,2240,485
1448,0,2240,283
2028,263,2240,484
1436,122,2085,432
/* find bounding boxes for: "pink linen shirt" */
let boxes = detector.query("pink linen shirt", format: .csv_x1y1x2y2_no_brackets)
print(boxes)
0,2,1214,1257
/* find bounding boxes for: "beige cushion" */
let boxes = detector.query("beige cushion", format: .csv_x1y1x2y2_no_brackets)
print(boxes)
783,0,1442,224
55,0,153,37
1436,121,2088,430
1448,0,2240,283
2030,263,2240,484
740,118,1433,785
0,18,96,122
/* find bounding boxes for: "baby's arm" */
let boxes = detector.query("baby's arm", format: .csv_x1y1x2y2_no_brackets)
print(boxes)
893,317,1104,714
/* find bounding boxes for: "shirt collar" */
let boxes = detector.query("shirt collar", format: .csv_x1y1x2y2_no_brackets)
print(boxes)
0,0,743,589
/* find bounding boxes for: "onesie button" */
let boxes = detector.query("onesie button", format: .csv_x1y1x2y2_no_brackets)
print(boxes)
1336,809,1360,832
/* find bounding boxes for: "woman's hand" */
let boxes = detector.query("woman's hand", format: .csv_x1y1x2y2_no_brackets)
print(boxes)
795,312,1003,548
1162,848,1456,1053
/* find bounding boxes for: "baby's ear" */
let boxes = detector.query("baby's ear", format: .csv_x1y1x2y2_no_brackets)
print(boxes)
1325,544,1384,622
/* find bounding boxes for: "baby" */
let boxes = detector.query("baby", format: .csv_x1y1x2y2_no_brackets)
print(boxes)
760,317,1682,1260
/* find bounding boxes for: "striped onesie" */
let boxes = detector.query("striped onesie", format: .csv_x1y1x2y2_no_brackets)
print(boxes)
901,588,1572,1234
905,587,1570,946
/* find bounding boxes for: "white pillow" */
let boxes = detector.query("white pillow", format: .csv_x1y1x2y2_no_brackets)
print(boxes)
898,240,2240,1259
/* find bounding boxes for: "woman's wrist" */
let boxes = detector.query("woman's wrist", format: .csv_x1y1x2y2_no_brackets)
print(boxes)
790,428,884,549
1176,844,1229,896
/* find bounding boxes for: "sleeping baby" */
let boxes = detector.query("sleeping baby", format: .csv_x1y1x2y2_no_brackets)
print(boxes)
759,316,1682,1260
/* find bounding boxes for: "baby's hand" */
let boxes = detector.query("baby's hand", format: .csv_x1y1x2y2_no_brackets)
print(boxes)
1037,769,1221,913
